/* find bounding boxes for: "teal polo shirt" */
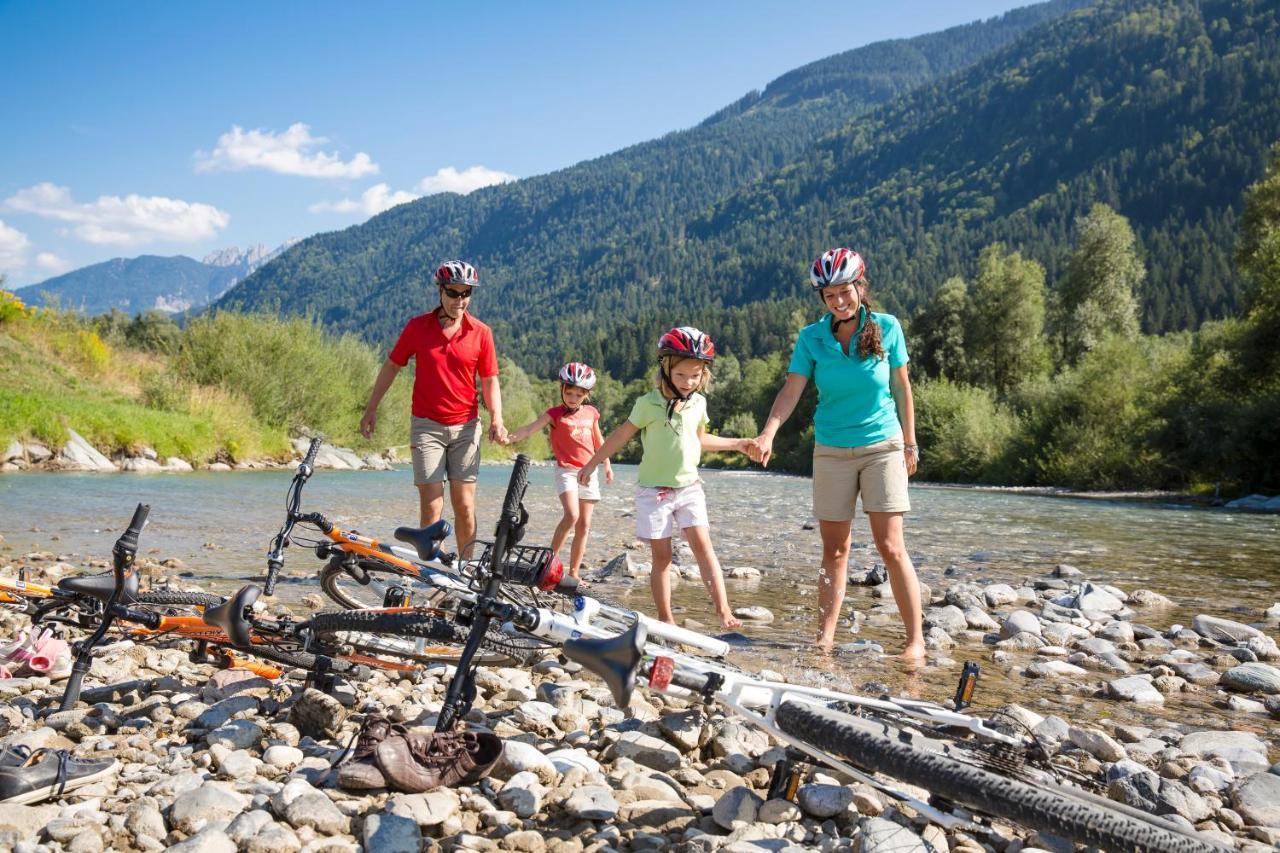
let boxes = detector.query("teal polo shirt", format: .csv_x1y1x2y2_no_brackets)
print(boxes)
787,312,909,448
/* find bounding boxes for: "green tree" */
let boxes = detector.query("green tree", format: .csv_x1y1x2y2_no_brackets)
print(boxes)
966,244,1047,398
1052,203,1145,365
912,276,968,381
126,310,182,353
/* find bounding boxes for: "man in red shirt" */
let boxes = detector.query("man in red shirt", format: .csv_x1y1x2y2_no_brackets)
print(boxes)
360,260,505,556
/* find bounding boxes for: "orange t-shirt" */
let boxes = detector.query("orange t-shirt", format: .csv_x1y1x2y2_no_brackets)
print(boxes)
388,311,498,425
546,404,599,469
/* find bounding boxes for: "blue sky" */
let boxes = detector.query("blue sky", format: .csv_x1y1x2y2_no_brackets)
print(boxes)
1,1,1032,287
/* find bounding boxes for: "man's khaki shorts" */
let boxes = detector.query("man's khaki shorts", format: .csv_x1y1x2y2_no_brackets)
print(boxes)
410,416,481,485
812,436,911,521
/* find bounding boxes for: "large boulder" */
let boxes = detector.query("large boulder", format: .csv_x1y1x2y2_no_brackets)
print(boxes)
1219,662,1280,695
56,429,116,472
1191,614,1265,644
1231,772,1280,828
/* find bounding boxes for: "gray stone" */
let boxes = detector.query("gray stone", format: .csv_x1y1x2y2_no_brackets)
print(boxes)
1220,662,1280,695
287,688,347,740
858,816,929,852
124,802,166,842
1191,614,1265,644
166,830,237,853
225,810,275,846
1180,731,1271,776
1074,582,1124,613
363,813,422,853
1170,661,1219,686
1157,778,1212,823
1128,589,1174,609
924,605,967,634
756,798,802,824
0,804,60,842
496,770,545,818
656,709,705,753
797,783,853,818
545,747,601,776
1025,659,1088,679
56,429,116,472
1001,610,1042,638
385,790,460,828
271,778,348,835
563,785,620,821
1108,769,1162,812
613,730,683,772
984,584,1018,608
1068,727,1126,762
733,605,774,623
170,783,250,834
712,786,762,830
1245,634,1280,661
204,719,263,750
494,739,559,784
1107,676,1164,704
962,606,999,632
1232,771,1280,827
262,745,304,768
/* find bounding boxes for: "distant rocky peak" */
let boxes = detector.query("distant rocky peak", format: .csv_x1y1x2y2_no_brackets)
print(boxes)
202,238,300,271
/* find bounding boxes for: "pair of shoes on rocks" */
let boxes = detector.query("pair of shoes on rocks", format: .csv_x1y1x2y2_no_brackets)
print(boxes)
0,745,118,804
0,627,72,680
335,711,501,793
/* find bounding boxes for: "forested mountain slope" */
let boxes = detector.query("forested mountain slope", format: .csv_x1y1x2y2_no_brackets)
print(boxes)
218,0,1087,371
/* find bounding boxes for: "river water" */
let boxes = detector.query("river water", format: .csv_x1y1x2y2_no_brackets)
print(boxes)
2,464,1278,729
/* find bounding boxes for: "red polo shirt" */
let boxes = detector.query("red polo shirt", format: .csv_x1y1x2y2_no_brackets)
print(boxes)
388,311,499,425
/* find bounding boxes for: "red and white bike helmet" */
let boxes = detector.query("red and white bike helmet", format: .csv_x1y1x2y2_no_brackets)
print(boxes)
435,260,479,287
558,362,597,391
657,326,716,362
810,248,865,290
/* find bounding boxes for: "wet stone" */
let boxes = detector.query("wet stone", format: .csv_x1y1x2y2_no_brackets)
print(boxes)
1107,676,1164,705
1220,662,1280,695
1191,614,1265,644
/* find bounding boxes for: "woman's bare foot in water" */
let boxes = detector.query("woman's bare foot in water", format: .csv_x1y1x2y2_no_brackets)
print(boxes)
718,611,743,630
900,641,926,663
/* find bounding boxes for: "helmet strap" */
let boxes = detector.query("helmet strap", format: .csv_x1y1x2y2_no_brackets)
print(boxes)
659,363,692,423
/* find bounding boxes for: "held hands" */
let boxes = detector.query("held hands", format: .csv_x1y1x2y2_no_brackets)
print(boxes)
578,463,598,487
736,437,761,460
749,432,774,467
489,419,508,445
359,410,377,440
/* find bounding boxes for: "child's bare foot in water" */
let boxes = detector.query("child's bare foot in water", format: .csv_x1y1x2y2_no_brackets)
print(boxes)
718,611,743,630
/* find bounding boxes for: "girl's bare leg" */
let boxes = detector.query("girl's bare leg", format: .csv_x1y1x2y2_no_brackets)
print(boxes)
550,491,579,557
648,537,675,623
867,511,925,660
682,525,743,630
569,500,596,578
816,519,853,649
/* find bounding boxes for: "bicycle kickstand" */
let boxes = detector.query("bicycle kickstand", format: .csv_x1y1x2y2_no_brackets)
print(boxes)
306,657,337,695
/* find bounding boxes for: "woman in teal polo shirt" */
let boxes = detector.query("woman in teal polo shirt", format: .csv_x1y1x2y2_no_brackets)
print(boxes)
752,248,924,659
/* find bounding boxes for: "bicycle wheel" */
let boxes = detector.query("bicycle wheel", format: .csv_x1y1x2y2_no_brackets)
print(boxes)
308,608,548,667
319,557,445,611
773,702,1225,853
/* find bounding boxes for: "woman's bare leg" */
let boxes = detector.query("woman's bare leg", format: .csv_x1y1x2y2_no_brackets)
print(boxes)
816,519,853,649
867,511,925,660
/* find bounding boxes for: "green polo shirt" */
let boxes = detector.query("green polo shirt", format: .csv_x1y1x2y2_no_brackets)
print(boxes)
627,390,708,488
787,312,909,448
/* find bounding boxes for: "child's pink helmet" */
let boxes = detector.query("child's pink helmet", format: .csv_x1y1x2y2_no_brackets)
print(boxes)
657,326,716,362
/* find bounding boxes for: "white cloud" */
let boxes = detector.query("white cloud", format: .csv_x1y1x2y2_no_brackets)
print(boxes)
4,183,230,246
0,219,32,271
416,166,516,195
309,183,420,216
196,123,379,179
35,252,74,275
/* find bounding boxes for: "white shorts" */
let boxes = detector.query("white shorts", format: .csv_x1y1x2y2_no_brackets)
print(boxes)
635,482,709,540
556,466,601,502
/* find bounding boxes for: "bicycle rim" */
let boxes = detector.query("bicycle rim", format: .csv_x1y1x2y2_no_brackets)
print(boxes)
773,701,1225,853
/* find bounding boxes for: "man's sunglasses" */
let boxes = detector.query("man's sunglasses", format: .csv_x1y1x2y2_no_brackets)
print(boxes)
441,286,473,300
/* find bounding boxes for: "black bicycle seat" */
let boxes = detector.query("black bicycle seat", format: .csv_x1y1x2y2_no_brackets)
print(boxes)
394,519,452,562
202,585,260,649
58,570,137,604
562,621,647,708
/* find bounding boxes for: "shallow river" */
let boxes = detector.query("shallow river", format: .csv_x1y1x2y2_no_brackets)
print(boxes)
2,464,1277,731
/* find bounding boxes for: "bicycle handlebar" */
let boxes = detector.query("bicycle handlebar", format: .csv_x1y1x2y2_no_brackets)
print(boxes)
264,438,323,596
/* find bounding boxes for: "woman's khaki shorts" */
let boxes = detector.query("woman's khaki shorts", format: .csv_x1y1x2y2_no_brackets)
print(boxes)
411,416,482,485
812,437,911,521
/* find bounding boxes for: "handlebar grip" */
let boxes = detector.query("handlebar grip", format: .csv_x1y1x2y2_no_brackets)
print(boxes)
115,503,151,557
303,438,321,468
264,559,283,596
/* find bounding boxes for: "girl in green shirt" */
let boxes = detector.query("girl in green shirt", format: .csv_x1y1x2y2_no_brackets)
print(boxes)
579,327,754,631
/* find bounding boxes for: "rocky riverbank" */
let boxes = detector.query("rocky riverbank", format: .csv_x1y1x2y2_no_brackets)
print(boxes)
1,435,395,475
0,550,1277,851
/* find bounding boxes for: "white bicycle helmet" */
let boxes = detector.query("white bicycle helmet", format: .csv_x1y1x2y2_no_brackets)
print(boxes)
810,248,865,289
558,362,597,391
435,260,479,287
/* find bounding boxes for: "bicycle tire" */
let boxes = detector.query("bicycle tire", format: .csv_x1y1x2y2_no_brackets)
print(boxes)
231,643,365,677
308,608,548,666
136,590,223,609
773,702,1224,853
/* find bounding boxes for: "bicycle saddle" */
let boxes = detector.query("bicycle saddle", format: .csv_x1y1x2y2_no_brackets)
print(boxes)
57,570,138,604
394,520,452,562
202,585,260,649
562,621,647,708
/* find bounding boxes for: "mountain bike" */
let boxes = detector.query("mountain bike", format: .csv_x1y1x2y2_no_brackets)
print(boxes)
337,457,1227,853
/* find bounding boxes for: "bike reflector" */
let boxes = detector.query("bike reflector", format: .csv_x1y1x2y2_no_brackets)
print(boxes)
649,656,674,691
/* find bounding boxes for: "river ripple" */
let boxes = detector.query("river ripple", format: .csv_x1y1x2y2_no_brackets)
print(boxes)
3,464,1277,729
